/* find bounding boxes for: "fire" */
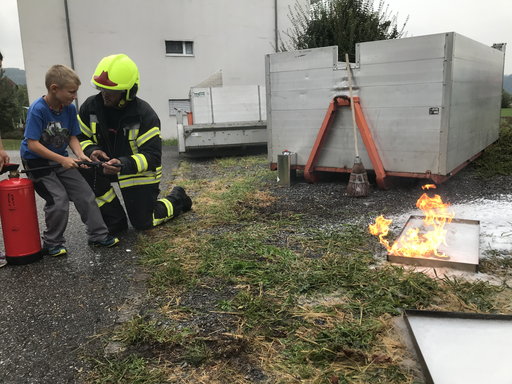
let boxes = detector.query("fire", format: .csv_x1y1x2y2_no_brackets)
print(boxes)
369,184,455,258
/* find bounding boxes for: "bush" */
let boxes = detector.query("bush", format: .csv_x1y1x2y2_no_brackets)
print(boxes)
502,89,511,108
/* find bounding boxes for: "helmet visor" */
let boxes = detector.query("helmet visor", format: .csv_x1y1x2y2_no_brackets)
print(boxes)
95,85,124,94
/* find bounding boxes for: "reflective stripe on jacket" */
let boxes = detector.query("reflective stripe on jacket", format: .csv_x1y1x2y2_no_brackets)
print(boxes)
77,93,162,188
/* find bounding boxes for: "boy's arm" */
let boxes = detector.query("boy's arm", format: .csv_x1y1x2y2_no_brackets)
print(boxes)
68,136,91,163
27,139,79,170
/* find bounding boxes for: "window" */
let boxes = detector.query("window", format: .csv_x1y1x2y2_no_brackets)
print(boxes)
169,99,190,116
165,41,194,56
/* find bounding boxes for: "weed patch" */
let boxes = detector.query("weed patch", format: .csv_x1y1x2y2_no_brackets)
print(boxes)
472,117,512,177
87,355,168,384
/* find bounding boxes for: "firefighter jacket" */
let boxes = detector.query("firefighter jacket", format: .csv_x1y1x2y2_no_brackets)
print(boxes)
77,93,163,189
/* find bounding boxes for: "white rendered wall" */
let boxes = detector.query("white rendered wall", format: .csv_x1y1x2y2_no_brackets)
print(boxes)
17,0,304,139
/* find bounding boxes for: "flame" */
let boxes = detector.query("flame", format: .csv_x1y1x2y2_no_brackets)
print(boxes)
369,184,455,258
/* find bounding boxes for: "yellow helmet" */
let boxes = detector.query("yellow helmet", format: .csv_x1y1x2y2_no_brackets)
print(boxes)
91,54,139,101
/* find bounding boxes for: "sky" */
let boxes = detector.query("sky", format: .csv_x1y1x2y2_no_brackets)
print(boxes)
0,0,511,74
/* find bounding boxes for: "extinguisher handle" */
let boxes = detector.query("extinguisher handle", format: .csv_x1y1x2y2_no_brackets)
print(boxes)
0,164,20,174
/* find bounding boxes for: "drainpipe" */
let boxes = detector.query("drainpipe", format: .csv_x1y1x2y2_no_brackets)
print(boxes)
274,0,278,52
64,0,78,106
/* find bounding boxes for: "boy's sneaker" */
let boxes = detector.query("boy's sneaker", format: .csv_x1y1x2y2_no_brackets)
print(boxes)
0,252,7,268
42,243,67,257
88,235,119,248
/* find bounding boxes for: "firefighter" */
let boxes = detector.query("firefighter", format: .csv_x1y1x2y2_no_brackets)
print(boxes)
77,54,192,234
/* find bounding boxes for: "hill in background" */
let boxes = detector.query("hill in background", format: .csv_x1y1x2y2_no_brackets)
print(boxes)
504,74,512,95
2,68,26,85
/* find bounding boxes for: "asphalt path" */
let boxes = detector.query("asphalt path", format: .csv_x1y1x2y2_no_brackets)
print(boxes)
0,146,180,383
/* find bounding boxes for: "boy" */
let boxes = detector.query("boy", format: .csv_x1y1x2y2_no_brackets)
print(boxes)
20,64,119,257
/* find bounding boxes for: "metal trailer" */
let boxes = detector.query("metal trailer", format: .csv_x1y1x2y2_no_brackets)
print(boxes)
265,32,506,187
177,85,267,153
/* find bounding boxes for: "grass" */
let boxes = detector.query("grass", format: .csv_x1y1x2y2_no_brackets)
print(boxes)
162,138,178,146
87,355,168,383
501,108,512,117
89,144,512,384
471,116,512,177
86,149,512,383
1,139,22,150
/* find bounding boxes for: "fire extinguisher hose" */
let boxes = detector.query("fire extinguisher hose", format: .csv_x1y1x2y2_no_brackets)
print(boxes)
20,162,124,173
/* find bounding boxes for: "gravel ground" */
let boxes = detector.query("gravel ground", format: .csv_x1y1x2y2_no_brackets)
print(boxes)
0,146,181,384
186,151,512,227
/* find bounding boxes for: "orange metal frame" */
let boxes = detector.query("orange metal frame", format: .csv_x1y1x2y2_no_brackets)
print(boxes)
304,96,387,188
269,96,491,189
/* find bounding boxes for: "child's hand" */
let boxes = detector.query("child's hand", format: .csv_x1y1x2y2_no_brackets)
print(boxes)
60,157,79,170
75,154,93,169
77,154,91,163
0,149,10,172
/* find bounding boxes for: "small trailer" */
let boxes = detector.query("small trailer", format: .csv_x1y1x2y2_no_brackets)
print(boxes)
177,85,267,153
265,32,506,188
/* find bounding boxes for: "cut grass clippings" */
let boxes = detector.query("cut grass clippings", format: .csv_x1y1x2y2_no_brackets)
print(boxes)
86,147,512,383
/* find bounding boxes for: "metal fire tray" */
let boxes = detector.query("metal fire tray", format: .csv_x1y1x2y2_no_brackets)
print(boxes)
387,215,480,272
404,309,512,384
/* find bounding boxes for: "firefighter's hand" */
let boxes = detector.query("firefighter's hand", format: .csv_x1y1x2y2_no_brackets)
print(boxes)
103,158,122,175
90,150,109,162
60,156,79,170
0,149,10,172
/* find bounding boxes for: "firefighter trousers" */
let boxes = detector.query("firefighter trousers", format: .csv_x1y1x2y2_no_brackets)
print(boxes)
78,167,180,233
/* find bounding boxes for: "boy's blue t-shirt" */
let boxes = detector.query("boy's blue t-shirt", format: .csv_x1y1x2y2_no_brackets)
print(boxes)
20,97,81,160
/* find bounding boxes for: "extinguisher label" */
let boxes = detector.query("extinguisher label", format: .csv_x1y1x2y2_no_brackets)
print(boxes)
8,193,17,210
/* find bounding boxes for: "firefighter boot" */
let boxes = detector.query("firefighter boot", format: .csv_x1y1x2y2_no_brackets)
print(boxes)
167,186,192,213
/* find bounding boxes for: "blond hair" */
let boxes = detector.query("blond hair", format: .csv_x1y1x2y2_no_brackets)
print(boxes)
45,64,81,89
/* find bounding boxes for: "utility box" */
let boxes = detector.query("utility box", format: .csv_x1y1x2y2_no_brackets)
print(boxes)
178,85,267,153
265,32,506,184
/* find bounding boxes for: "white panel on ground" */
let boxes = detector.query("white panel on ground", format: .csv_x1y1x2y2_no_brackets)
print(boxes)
407,314,512,384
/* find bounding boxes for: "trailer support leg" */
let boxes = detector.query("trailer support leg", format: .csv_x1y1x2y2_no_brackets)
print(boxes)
305,96,387,189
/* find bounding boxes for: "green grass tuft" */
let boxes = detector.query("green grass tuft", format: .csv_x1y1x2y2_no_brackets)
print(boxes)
162,138,178,146
87,355,168,384
501,108,512,117
1,139,22,151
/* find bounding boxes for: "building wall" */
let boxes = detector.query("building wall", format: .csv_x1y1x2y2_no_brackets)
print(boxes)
17,0,304,139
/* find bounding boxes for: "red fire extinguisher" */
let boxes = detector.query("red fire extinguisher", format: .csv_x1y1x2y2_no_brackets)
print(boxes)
0,164,42,265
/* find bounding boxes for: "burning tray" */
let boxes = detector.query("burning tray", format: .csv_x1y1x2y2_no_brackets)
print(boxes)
387,215,480,272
